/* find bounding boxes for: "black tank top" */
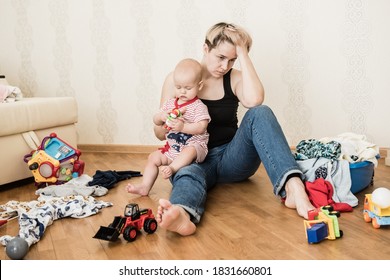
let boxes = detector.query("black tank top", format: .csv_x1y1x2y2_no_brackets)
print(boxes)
201,69,239,148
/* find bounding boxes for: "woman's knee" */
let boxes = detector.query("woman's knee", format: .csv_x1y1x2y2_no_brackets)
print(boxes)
173,164,205,181
246,105,277,122
248,104,271,116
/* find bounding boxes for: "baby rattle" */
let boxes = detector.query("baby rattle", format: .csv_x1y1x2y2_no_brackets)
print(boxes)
164,108,182,130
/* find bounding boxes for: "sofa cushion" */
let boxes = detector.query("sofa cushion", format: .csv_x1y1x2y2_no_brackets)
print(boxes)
0,97,78,136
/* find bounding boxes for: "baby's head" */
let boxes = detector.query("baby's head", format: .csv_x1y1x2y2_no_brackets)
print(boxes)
173,58,203,101
174,58,202,84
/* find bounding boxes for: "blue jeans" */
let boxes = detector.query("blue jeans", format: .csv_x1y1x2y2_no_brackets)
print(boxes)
170,105,302,223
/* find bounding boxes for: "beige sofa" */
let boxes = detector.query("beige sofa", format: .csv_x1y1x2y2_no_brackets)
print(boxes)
0,78,79,186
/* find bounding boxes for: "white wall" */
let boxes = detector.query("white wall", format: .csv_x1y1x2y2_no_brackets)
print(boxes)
0,0,389,148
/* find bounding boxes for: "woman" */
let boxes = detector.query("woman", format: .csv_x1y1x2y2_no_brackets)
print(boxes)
154,22,314,236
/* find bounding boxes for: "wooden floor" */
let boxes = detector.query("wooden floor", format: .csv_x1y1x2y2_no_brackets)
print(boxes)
1,151,389,260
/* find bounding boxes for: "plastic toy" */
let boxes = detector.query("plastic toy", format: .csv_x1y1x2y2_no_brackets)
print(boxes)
363,190,390,228
23,133,84,185
164,108,182,130
93,203,157,242
371,187,390,208
303,206,343,244
5,237,29,260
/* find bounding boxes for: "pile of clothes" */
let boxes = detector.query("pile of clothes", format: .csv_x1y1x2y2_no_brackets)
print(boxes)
294,132,379,212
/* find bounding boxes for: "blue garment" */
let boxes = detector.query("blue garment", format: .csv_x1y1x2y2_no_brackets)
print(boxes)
88,170,142,189
169,105,302,223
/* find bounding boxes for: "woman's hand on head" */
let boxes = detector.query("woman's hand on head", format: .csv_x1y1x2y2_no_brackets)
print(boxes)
235,43,249,58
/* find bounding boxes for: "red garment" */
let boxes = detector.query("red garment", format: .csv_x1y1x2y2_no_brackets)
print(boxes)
159,142,170,154
305,178,353,212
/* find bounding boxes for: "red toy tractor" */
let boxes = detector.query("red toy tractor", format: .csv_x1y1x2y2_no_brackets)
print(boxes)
93,203,157,242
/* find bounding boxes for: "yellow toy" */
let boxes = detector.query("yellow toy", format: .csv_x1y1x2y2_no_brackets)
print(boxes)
363,188,390,228
23,133,84,185
27,150,60,184
303,206,343,244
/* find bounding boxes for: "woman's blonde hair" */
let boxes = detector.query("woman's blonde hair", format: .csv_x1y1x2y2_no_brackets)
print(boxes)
205,22,252,52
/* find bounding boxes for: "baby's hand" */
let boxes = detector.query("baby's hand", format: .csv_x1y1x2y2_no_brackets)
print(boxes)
164,107,185,130
178,106,186,115
166,118,184,131
170,118,184,131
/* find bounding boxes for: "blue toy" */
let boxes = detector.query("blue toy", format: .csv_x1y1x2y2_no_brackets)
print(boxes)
305,222,328,244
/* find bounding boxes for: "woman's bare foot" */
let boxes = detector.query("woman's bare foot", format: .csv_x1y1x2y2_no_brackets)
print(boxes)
160,166,173,179
125,183,150,196
156,198,196,236
284,177,315,219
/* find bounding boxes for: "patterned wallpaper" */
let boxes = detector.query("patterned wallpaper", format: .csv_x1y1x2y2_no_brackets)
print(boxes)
12,0,38,97
280,0,312,146
0,0,388,147
341,0,374,139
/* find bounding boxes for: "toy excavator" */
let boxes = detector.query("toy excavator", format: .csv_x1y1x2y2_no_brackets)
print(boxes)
93,203,157,242
303,206,343,244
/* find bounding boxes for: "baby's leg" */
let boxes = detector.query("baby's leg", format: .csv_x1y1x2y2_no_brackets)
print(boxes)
126,151,170,196
160,146,197,179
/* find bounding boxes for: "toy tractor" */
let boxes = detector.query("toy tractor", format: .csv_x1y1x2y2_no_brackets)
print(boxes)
93,203,157,242
303,206,343,244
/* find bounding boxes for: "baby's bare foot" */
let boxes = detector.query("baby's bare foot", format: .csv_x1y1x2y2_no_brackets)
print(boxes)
160,166,173,179
157,198,196,236
125,183,150,196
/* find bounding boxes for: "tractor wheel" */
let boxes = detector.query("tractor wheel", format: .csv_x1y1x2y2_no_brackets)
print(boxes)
123,226,138,242
323,205,333,211
372,218,381,229
363,212,371,223
144,218,158,234
329,211,340,217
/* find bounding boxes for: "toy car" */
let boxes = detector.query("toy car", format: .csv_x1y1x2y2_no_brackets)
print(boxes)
93,203,157,242
363,194,390,228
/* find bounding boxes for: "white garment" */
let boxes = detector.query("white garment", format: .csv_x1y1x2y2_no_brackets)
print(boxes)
0,84,23,103
35,174,108,197
320,132,379,166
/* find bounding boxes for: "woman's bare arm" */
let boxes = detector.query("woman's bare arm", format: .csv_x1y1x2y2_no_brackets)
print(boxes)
232,45,264,108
